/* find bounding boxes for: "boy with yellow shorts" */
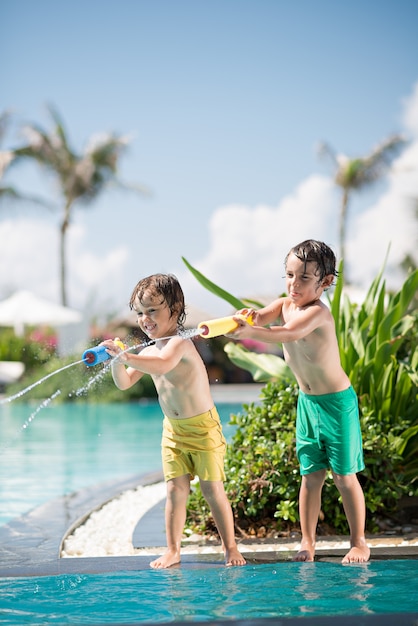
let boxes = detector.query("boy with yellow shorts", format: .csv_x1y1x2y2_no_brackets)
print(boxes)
103,274,245,569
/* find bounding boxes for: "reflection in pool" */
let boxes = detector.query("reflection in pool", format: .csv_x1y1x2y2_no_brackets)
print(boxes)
1,560,417,624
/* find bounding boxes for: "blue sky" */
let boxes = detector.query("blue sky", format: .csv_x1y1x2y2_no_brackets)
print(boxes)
1,0,418,319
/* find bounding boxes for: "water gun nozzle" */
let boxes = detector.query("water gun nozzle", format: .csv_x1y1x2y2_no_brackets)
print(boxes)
82,338,126,367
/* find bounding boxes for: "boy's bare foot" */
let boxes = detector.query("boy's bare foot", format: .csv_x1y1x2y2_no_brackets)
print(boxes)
150,549,181,569
225,547,246,566
293,540,315,562
293,549,314,562
342,543,370,564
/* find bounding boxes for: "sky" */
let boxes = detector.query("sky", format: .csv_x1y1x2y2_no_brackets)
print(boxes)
1,0,418,323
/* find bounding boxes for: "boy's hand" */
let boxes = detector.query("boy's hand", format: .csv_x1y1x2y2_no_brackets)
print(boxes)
101,338,128,362
225,310,256,338
237,308,258,324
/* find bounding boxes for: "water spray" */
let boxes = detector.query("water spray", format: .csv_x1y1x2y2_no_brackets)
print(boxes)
81,314,254,367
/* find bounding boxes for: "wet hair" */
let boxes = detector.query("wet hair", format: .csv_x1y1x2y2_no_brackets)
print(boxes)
285,240,338,284
129,273,186,330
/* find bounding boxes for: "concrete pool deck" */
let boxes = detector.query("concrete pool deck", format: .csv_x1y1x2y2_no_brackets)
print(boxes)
0,468,417,579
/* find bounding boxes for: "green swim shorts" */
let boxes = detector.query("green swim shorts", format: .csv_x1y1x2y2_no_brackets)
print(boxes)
296,386,365,476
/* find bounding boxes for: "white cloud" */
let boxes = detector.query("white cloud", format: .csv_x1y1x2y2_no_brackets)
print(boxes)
0,218,130,314
180,84,418,313
178,175,338,314
348,155,418,287
0,218,58,300
348,83,418,288
403,80,418,136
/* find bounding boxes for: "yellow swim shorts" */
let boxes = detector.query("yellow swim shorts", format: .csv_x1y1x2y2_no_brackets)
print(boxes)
161,407,226,482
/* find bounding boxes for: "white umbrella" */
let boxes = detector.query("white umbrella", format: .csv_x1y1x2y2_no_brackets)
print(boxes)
0,290,83,336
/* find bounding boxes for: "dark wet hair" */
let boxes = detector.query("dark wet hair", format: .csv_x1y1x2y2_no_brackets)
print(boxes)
285,240,338,283
129,273,186,329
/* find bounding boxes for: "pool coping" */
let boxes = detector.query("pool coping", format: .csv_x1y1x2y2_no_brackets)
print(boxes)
1,472,418,579
0,471,163,577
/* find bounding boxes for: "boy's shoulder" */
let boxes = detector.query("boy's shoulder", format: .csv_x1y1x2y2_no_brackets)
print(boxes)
285,297,332,320
168,334,201,357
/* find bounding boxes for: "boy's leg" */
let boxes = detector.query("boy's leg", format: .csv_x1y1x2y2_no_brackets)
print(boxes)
293,469,326,562
332,472,370,563
200,480,246,566
150,474,190,569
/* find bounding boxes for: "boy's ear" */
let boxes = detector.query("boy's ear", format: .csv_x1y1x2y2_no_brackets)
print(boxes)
172,303,182,319
322,274,334,289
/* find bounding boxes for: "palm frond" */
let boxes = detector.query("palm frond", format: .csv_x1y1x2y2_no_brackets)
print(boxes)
0,111,12,144
335,134,406,190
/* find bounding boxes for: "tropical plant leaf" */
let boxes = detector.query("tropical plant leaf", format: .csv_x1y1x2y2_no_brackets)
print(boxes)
396,425,418,455
182,257,246,310
224,342,295,383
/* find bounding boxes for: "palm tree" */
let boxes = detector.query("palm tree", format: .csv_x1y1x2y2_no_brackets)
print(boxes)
1,110,52,207
15,105,147,306
318,134,406,269
0,111,25,202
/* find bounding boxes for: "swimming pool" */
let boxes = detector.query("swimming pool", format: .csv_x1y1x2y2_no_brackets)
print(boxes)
1,560,417,624
1,401,418,625
0,401,240,525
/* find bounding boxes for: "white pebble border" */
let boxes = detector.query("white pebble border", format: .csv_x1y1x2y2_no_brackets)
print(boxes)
62,481,167,557
61,481,418,559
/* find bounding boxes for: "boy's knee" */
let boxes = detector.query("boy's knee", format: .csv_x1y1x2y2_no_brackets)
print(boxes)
332,472,357,491
166,476,191,498
200,480,224,499
303,469,326,488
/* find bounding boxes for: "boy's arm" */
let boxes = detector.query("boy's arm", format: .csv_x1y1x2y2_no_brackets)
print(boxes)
237,298,284,327
111,358,144,390
104,336,187,384
101,339,145,390
233,302,326,344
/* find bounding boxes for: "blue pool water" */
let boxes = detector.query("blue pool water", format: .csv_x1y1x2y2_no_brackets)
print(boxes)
1,401,418,624
1,560,417,623
0,401,240,525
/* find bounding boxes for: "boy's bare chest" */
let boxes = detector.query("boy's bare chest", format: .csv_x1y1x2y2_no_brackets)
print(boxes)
284,338,316,362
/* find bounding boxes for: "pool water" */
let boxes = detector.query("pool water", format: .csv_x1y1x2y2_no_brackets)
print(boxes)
1,401,418,624
0,402,240,526
1,560,417,624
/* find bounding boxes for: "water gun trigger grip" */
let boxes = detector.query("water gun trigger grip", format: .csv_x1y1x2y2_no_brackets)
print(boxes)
236,312,254,326
114,338,126,351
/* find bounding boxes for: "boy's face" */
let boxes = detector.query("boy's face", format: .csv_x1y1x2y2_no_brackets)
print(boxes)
285,253,332,306
132,290,178,339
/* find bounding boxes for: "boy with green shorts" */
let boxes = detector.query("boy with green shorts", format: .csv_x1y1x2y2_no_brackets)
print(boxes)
229,240,370,564
103,274,245,569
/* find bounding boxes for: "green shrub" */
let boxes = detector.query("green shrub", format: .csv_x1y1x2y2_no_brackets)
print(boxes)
186,379,414,537
0,328,55,368
186,381,299,537
330,265,418,489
